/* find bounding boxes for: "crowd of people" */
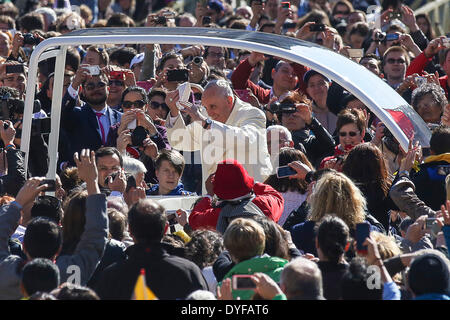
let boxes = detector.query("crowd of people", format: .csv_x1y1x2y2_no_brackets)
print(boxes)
0,0,449,301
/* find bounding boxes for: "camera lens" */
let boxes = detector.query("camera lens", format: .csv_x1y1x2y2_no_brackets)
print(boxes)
155,16,166,25
23,33,37,45
375,32,386,41
131,126,148,147
193,56,203,66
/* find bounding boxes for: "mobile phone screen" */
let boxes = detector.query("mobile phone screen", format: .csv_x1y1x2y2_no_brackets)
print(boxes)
40,179,56,192
281,1,290,9
356,223,370,253
310,24,325,32
233,275,256,290
385,33,399,41
277,166,296,178
425,218,436,230
167,69,189,82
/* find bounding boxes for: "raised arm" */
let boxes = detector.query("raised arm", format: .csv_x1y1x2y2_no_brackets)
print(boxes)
57,149,108,285
0,120,26,196
0,177,48,260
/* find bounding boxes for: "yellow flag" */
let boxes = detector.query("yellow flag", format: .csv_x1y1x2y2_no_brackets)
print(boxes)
132,268,158,300
173,230,192,244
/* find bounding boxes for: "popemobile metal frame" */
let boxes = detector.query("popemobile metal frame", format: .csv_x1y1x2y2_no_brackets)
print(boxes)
21,27,431,182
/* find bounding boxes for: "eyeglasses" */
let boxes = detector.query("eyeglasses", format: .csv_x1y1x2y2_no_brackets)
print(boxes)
122,100,146,109
109,80,124,87
339,131,359,137
386,58,406,64
150,101,169,110
84,81,107,91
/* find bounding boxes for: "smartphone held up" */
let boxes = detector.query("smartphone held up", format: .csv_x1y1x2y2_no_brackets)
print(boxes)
232,275,256,290
356,222,370,254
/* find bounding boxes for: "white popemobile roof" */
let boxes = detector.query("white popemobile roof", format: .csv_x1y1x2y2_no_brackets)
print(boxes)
21,27,431,179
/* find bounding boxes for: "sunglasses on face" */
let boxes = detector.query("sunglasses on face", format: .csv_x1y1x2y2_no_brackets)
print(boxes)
339,131,359,137
386,58,406,64
122,100,146,109
150,101,169,110
109,79,124,87
84,81,107,91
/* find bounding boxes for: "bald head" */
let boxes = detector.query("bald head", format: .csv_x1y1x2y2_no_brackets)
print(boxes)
280,257,324,300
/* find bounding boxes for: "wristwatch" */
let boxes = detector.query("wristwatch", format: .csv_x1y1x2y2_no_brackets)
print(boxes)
203,118,212,129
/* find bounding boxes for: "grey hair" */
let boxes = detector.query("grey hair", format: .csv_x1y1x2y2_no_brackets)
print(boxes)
185,290,217,300
267,125,293,142
411,83,448,112
123,155,147,177
205,79,235,104
280,257,324,300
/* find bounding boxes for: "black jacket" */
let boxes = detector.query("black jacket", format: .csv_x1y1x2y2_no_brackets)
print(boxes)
93,242,208,300
356,183,398,234
0,148,26,197
410,156,450,211
318,261,349,300
291,117,335,168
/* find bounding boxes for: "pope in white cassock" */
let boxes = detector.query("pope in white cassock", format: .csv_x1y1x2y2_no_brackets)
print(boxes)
165,80,272,195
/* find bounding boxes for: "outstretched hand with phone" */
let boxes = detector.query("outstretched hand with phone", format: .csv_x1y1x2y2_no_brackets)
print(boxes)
0,119,16,146
195,2,209,27
11,32,24,59
275,3,292,34
424,36,447,58
116,129,132,154
361,235,383,265
295,21,317,40
15,177,49,208
72,64,92,91
287,161,312,180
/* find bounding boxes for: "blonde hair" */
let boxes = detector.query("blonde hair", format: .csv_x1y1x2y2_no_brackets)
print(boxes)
308,172,366,229
370,231,401,260
223,218,266,263
371,231,403,283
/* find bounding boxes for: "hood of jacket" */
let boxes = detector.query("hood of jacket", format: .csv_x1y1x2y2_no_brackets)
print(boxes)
423,153,450,165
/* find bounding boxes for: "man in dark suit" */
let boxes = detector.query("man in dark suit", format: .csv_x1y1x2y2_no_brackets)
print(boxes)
93,198,208,299
61,65,122,165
